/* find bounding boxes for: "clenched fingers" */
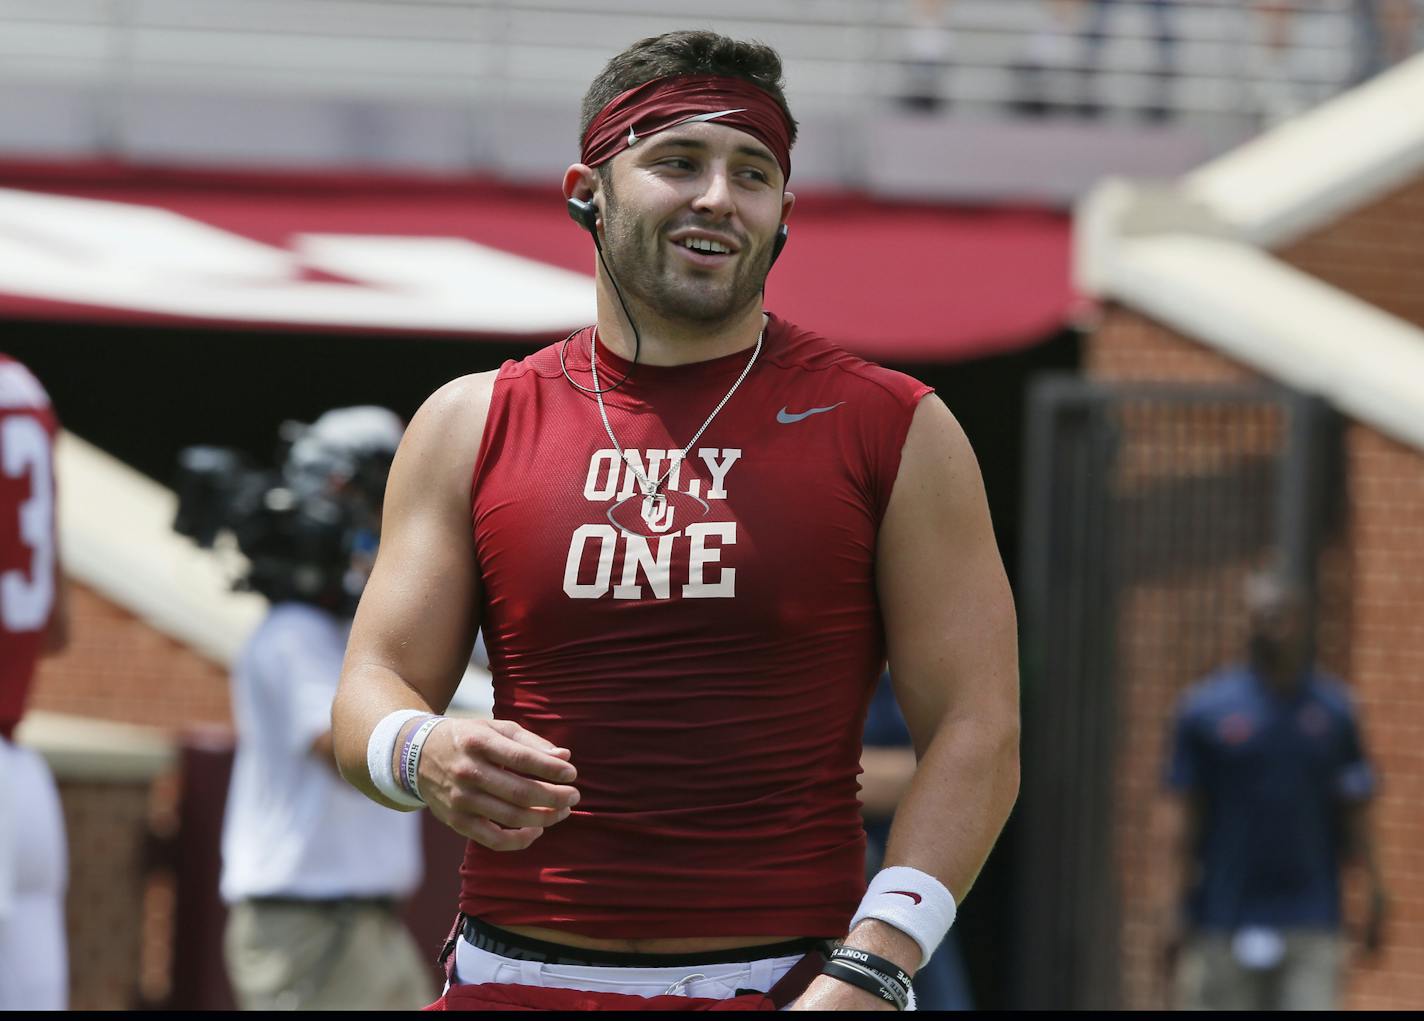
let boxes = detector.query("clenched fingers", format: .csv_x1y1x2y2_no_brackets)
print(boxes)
448,758,580,811
450,790,573,830
462,726,577,784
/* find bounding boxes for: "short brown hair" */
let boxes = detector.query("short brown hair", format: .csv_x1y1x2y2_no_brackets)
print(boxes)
580,30,798,148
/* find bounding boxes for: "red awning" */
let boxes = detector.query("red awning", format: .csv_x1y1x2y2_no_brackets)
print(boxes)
0,163,1074,363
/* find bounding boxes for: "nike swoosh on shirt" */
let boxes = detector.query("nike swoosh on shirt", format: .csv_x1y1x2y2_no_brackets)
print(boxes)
776,402,845,424
887,891,923,905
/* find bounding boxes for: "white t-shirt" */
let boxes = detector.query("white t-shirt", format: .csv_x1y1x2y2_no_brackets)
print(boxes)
220,602,422,903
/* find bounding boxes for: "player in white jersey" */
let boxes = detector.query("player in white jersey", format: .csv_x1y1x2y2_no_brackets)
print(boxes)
0,352,70,1009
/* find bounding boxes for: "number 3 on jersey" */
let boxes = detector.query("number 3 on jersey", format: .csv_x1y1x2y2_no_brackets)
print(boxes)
2,414,55,633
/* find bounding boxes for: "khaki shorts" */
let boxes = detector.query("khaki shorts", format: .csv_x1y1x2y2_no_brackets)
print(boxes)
1176,929,1342,1011
225,898,436,1010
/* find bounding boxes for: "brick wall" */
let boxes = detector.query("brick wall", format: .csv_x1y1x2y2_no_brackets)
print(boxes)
29,582,233,729
57,782,154,1010
1343,426,1424,1010
1087,307,1424,1011
1278,175,1424,332
1085,310,1257,385
1272,169,1422,1008
26,581,234,1009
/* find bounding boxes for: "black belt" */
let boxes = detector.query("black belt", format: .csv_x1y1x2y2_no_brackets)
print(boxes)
459,914,828,969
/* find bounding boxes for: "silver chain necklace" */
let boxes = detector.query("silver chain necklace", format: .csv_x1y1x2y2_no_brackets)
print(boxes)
591,320,764,528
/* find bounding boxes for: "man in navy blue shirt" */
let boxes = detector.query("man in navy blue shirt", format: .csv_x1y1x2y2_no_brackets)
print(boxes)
1163,571,1387,1010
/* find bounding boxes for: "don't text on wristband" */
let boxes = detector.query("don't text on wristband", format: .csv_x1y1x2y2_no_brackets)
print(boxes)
367,709,429,809
829,946,914,999
849,866,957,970
820,959,908,1011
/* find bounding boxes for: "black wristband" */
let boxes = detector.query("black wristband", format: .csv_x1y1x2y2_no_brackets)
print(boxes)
820,959,905,1010
829,945,915,995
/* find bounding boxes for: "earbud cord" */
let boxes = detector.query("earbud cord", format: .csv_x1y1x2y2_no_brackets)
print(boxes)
559,228,642,396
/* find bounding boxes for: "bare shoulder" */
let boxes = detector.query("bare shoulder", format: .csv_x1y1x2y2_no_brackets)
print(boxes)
391,370,501,507
895,394,984,507
412,370,500,438
879,393,999,580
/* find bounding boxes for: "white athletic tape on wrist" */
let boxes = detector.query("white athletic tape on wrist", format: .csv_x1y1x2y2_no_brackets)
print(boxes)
849,867,957,970
404,715,447,804
367,709,428,809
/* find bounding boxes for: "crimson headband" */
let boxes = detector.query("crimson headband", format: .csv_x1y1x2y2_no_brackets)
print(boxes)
580,74,793,182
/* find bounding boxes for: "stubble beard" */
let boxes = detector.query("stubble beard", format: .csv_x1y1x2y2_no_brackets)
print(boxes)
600,186,771,327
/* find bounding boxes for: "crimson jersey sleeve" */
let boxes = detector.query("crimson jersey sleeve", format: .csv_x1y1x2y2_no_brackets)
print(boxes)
0,354,60,739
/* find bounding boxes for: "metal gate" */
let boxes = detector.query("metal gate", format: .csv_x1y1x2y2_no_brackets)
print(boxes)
1011,377,1339,1010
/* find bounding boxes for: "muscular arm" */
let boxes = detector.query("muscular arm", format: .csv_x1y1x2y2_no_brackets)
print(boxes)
331,373,580,848
875,397,1019,899
797,396,1019,1008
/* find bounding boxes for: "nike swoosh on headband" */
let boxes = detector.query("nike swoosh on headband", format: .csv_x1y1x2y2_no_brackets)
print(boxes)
777,402,846,424
887,891,924,905
628,108,749,146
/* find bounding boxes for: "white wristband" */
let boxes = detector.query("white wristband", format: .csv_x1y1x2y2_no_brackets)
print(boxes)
850,866,957,970
367,709,428,809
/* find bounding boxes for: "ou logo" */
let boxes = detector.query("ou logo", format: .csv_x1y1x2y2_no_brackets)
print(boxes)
606,489,710,538
642,493,675,533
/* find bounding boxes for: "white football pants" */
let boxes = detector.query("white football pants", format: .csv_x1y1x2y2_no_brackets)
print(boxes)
0,737,68,1009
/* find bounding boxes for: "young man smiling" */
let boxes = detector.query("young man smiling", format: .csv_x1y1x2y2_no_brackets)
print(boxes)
332,30,1019,1011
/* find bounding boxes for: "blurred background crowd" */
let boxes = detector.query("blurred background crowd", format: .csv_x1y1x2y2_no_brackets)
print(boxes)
0,0,1421,1011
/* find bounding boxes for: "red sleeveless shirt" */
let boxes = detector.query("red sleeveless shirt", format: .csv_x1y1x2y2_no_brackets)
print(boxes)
0,354,59,740
461,314,932,938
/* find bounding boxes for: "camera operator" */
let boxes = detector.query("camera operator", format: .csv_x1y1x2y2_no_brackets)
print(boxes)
182,406,433,1010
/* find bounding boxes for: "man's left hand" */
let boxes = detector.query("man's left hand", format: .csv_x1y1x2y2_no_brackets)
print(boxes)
1363,884,1389,956
788,974,897,1011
